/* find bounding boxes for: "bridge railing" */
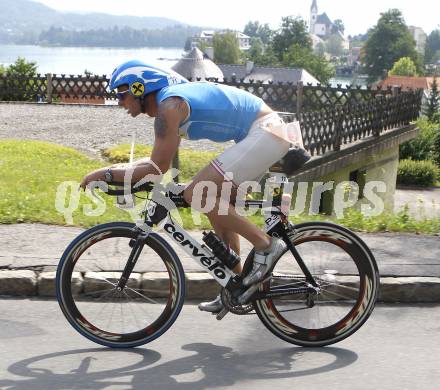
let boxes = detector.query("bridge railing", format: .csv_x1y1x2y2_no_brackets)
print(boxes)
279,89,422,156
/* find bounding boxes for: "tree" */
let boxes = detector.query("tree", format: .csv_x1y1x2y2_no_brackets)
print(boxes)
424,77,440,121
433,131,440,167
326,34,344,57
247,37,264,57
244,21,273,45
315,42,326,56
425,30,440,65
245,37,266,64
332,19,345,35
1,57,38,102
212,32,241,64
197,39,211,55
282,44,335,84
6,57,37,77
388,57,418,76
349,33,368,48
244,37,278,65
362,9,420,81
272,16,312,61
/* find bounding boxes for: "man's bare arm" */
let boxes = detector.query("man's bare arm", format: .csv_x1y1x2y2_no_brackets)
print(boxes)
106,97,188,183
149,97,188,172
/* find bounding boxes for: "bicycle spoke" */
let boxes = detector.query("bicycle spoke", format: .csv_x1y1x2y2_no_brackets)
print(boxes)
124,286,160,304
318,281,360,293
272,305,311,313
86,287,117,302
79,288,117,298
319,288,357,301
123,290,143,332
90,277,118,287
120,295,124,334
91,289,117,326
105,291,119,331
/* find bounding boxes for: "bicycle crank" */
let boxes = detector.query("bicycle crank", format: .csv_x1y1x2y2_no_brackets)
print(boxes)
221,288,254,315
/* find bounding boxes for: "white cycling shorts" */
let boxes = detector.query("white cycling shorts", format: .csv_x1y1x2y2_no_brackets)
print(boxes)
210,113,301,187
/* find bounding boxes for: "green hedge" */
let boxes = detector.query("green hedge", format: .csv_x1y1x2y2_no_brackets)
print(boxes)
399,119,438,161
433,129,440,166
397,159,439,186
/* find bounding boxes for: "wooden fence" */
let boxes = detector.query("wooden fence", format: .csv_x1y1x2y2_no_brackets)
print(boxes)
1,73,399,112
0,73,423,156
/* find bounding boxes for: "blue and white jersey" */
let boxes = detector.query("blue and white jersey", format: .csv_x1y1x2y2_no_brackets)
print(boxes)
156,82,264,142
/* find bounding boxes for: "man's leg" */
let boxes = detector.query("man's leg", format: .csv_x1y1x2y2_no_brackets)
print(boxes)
183,164,271,252
211,221,242,273
198,219,244,313
188,118,291,299
191,167,250,313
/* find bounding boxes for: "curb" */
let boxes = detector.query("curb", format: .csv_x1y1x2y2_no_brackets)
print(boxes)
1,270,440,303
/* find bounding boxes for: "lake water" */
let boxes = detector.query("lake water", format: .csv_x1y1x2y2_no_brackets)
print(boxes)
331,76,369,88
0,44,363,86
0,44,183,76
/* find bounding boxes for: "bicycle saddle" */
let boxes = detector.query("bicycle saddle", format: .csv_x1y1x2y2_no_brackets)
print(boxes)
269,147,311,176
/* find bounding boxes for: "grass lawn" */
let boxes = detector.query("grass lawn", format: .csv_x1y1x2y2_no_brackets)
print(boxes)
0,140,439,234
0,140,220,229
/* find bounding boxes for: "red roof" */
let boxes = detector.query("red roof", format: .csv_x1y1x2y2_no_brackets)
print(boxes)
377,76,437,90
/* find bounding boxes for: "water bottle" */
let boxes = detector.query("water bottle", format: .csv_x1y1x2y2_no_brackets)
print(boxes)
202,231,240,270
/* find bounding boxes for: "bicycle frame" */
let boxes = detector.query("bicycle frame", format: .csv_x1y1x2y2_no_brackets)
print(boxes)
116,172,319,296
59,173,379,347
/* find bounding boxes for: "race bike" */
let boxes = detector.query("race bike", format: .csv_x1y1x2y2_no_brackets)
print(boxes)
56,149,379,348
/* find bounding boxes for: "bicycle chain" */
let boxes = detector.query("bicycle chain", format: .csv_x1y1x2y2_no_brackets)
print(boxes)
220,288,254,315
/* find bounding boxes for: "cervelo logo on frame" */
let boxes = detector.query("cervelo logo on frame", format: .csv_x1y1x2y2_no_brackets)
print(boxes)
163,221,227,280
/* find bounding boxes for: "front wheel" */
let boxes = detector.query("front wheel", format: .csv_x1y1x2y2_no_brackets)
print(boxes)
253,222,379,347
56,222,185,348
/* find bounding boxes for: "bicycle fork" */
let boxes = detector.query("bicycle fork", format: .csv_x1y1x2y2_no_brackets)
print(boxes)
116,231,149,291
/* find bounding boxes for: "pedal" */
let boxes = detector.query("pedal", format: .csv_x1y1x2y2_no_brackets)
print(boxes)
216,307,229,321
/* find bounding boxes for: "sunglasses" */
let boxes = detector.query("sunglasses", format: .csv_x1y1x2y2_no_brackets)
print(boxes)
116,90,130,101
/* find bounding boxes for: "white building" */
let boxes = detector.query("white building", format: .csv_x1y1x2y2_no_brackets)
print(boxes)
192,30,250,51
235,31,251,50
310,0,333,38
309,0,349,52
408,26,427,55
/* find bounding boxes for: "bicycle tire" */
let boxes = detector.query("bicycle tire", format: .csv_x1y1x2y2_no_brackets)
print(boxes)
253,221,379,347
56,222,185,348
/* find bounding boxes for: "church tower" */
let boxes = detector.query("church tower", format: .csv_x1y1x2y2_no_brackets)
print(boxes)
310,0,318,34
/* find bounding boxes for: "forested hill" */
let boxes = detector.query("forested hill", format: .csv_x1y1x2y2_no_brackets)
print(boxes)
1,0,202,46
38,26,203,48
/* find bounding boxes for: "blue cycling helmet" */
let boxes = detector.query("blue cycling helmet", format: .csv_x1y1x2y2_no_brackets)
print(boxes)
109,60,188,98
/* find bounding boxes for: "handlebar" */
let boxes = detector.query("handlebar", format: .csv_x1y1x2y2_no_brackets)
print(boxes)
88,181,154,197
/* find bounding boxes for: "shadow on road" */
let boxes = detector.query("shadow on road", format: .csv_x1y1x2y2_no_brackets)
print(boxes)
0,343,358,389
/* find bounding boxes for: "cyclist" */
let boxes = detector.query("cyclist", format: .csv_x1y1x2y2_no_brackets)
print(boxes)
80,60,302,313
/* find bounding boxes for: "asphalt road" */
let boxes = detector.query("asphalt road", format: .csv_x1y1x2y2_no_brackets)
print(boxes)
0,299,439,390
